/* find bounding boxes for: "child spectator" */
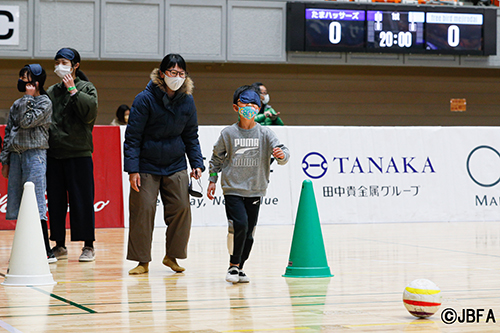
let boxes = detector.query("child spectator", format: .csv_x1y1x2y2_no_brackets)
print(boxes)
0,64,54,263
110,104,130,125
207,85,290,283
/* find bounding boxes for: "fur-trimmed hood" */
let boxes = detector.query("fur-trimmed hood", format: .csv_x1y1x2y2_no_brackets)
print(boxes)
150,68,194,95
124,68,204,175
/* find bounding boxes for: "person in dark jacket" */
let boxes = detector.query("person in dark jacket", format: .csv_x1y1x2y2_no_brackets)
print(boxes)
124,54,204,275
46,48,98,262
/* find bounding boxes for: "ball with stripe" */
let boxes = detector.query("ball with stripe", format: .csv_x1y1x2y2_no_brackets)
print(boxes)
403,279,441,318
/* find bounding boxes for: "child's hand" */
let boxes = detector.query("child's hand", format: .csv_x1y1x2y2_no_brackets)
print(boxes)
2,164,9,179
272,147,285,160
207,181,216,200
25,83,36,96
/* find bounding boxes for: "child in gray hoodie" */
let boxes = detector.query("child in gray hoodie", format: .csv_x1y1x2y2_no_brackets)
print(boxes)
207,85,290,284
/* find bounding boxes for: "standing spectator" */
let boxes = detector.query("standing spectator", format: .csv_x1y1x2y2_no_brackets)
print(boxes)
251,82,284,126
46,48,98,262
125,53,204,275
207,85,290,283
110,104,130,125
0,64,54,263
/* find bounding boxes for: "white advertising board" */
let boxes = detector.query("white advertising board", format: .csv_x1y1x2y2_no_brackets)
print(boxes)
120,126,500,227
0,6,19,45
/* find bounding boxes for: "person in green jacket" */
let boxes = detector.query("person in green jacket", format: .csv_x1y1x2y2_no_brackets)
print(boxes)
46,48,98,262
251,82,284,126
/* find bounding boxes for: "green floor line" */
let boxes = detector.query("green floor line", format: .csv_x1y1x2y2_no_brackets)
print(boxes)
30,286,97,314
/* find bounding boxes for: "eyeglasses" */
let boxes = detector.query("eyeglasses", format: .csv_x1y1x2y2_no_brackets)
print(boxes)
165,69,187,78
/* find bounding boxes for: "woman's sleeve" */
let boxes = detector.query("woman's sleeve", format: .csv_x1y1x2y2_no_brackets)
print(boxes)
123,94,149,173
181,97,205,171
70,82,98,124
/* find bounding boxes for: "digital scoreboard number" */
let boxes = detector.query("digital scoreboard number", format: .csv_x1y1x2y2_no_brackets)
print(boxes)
287,2,497,56
426,12,483,53
367,10,424,51
305,8,365,51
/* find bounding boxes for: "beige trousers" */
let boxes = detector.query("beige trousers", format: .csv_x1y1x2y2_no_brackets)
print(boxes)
127,170,191,263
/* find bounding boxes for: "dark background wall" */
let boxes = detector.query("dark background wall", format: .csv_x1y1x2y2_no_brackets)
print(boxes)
1,59,499,126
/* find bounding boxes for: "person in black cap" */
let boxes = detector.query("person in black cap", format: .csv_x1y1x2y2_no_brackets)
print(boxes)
207,85,290,284
46,47,98,262
0,64,54,263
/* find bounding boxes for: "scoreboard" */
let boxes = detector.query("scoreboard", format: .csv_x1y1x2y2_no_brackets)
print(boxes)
366,10,425,51
288,2,497,55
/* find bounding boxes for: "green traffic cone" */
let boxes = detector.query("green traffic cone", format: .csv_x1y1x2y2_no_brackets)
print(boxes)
283,180,333,278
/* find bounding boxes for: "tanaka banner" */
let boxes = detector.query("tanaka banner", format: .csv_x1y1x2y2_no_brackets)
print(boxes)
2,125,498,229
120,126,500,227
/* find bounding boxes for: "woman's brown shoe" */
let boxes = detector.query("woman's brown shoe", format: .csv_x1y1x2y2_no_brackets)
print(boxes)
129,263,149,275
162,255,185,272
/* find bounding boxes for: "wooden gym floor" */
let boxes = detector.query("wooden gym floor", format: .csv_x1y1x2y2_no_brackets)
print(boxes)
0,222,499,332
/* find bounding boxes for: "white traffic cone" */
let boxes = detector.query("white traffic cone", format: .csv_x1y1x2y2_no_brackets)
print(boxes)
2,182,56,286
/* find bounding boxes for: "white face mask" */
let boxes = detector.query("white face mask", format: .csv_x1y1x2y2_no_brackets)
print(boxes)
262,94,270,105
54,65,73,79
164,76,185,91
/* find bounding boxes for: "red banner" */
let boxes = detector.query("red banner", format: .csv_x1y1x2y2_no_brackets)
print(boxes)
0,125,124,230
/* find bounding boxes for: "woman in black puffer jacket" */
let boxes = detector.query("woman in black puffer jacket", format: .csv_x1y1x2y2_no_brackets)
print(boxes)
124,54,204,275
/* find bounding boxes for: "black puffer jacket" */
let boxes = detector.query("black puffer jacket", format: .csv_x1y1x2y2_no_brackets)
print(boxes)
124,69,204,175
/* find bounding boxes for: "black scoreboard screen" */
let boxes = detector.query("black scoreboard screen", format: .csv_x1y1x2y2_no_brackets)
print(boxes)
288,2,497,56
366,10,425,51
305,8,366,51
425,11,483,52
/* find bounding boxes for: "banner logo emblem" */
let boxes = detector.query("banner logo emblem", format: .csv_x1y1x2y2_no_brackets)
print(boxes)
302,152,328,179
466,145,500,187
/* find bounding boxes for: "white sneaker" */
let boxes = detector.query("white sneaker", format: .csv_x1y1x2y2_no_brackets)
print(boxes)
238,270,250,283
47,252,57,264
225,266,239,283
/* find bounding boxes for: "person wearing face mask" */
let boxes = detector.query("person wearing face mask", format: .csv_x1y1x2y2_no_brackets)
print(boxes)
0,64,54,263
46,48,98,262
251,82,284,126
111,104,130,126
124,53,204,275
207,85,290,284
